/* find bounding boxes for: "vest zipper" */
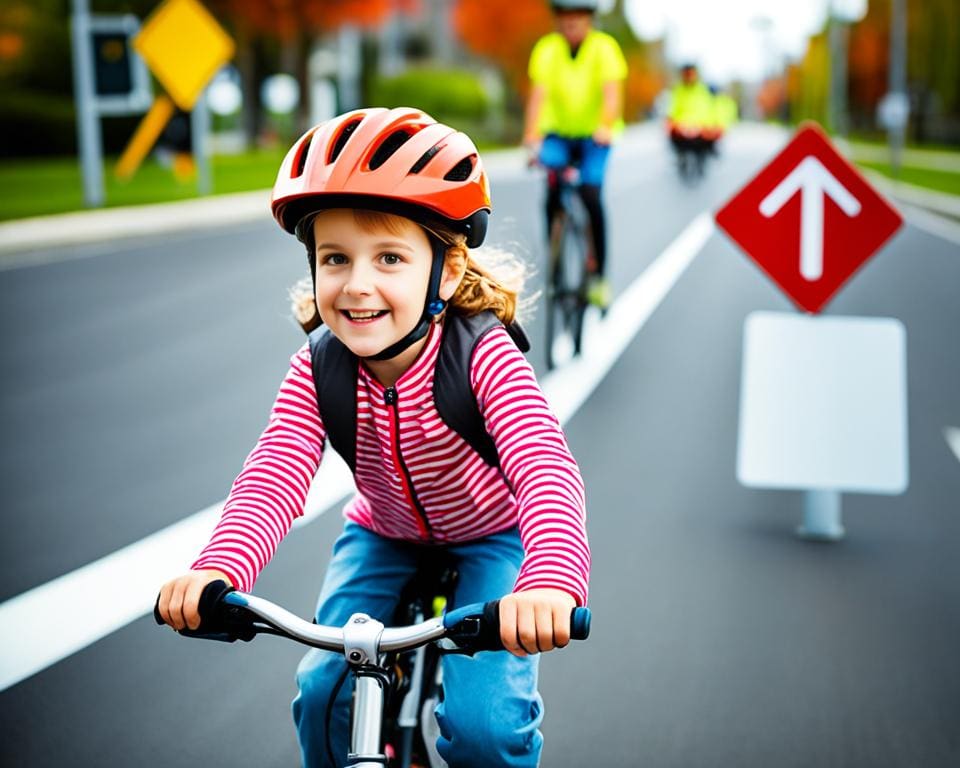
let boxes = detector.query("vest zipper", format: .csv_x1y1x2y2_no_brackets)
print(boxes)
384,386,433,541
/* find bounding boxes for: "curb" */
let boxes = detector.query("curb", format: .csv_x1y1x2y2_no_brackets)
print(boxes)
0,188,272,257
861,169,960,221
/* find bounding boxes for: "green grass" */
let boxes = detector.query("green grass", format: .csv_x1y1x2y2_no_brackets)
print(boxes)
857,161,960,196
0,149,286,222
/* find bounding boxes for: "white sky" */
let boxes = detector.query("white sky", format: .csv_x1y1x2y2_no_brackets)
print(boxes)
622,0,867,84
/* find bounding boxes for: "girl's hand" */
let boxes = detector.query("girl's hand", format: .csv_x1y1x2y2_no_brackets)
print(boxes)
498,588,577,657
156,569,233,631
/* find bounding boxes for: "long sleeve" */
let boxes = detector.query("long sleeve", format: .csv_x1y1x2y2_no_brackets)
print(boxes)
471,327,591,604
191,344,324,591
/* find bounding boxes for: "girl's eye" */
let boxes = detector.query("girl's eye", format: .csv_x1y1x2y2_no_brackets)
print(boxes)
381,252,402,266
320,252,348,266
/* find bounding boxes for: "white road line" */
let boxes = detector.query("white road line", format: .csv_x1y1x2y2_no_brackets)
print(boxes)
0,212,714,692
0,452,354,693
543,212,715,424
945,427,960,465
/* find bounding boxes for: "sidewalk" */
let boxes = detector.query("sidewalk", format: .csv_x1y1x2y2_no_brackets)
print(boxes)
859,170,960,220
847,142,960,173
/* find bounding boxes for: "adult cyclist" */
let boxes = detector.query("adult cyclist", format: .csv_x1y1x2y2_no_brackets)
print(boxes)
523,0,628,310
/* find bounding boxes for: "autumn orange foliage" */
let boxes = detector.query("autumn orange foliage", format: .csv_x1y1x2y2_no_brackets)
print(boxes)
623,51,665,120
453,0,553,92
211,0,419,40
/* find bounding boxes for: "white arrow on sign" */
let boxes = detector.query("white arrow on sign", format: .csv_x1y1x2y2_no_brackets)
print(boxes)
759,155,862,281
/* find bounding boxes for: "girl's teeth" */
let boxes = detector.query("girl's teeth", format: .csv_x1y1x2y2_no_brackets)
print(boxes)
348,310,382,320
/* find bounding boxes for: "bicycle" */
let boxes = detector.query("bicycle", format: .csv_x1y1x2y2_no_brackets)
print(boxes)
669,126,713,185
154,579,590,768
543,164,593,371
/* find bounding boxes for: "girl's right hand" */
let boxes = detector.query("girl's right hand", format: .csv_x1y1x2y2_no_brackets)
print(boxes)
156,569,234,631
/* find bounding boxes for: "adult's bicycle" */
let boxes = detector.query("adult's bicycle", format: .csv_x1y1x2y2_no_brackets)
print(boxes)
544,165,593,371
154,580,590,768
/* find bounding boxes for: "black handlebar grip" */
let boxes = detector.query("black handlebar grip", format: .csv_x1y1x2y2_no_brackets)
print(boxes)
153,579,238,638
448,600,591,652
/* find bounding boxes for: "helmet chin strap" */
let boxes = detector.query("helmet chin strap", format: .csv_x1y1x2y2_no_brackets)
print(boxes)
365,236,448,362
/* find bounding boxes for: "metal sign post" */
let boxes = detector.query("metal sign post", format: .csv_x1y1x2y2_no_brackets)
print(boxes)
190,91,212,195
70,0,153,207
70,0,104,208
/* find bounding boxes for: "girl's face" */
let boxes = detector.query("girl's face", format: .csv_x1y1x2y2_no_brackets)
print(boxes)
312,209,460,382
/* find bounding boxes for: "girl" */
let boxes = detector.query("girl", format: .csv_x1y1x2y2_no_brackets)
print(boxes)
156,107,589,768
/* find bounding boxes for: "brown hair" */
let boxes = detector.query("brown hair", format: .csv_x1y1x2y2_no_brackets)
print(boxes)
290,210,530,334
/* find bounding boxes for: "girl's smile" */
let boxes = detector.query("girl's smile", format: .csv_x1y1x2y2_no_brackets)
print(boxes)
342,310,389,322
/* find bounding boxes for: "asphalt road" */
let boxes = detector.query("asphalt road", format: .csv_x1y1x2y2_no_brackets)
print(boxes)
1,124,958,767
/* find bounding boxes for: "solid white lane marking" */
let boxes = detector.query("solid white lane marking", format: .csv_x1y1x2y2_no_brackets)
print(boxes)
0,453,353,692
543,211,715,425
945,427,960,464
0,212,714,691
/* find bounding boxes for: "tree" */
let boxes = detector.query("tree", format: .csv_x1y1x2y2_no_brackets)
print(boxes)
453,0,552,97
208,0,419,142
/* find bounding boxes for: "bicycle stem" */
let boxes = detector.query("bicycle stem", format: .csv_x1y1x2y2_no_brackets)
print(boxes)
349,671,387,766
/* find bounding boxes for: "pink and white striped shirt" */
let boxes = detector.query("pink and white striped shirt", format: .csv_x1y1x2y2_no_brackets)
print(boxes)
192,320,590,604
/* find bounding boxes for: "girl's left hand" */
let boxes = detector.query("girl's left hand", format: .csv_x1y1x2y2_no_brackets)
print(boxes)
498,588,577,657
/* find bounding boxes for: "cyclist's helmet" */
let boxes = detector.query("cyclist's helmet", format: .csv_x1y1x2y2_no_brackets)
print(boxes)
271,107,492,361
550,0,599,11
272,107,491,249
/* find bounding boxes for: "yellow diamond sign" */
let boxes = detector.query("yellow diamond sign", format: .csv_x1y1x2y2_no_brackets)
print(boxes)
134,0,234,111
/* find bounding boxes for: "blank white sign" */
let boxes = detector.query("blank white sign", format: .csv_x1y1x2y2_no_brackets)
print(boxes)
737,311,908,494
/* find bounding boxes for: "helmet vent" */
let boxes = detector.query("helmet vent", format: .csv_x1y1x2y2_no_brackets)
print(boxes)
369,130,412,170
409,145,440,174
292,132,314,178
329,119,362,163
443,156,474,182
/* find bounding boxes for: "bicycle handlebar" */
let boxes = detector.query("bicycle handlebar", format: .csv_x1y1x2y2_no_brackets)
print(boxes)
154,581,590,655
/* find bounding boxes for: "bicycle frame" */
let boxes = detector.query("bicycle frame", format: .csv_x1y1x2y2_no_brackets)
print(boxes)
545,166,591,369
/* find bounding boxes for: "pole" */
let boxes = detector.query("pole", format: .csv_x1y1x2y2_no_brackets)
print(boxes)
191,90,212,196
828,9,849,137
797,490,845,541
337,25,361,112
888,0,907,177
70,0,105,207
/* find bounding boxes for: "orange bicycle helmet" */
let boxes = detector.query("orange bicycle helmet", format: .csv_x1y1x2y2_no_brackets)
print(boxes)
272,107,491,248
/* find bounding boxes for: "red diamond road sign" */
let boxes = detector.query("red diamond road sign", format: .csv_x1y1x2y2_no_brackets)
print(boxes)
715,123,903,313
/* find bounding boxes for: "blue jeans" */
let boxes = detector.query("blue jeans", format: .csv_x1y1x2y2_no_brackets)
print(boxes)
538,134,611,187
292,522,543,768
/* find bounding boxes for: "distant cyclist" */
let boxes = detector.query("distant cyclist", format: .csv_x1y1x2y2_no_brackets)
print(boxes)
523,0,628,310
666,63,715,177
703,84,738,152
155,107,589,768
